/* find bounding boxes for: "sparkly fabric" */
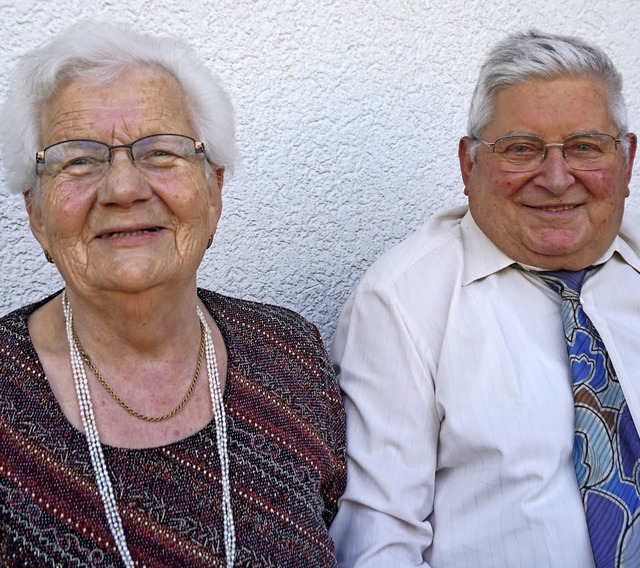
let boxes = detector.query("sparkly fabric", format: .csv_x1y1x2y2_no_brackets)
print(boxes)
0,289,346,567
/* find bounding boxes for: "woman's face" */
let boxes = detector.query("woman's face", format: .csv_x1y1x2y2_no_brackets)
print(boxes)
28,66,223,298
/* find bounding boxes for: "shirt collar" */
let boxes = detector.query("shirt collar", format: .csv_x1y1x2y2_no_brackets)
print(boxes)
460,209,640,285
616,212,640,274
460,210,515,286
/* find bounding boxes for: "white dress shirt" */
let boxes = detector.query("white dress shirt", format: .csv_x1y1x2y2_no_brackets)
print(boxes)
330,205,640,567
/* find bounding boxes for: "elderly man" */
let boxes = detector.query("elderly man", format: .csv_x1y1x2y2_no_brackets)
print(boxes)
330,30,639,568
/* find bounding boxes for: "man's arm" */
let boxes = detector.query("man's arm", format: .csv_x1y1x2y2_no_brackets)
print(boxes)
329,282,440,567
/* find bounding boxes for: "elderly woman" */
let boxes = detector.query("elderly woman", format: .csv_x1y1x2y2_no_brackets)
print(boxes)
0,22,345,567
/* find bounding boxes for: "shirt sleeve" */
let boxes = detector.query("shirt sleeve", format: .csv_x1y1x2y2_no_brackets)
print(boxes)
329,281,440,567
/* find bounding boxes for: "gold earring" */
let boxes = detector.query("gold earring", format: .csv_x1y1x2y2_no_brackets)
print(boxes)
44,250,54,264
206,235,214,249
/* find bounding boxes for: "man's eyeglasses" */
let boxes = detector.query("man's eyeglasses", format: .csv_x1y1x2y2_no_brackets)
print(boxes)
36,134,206,180
474,133,623,172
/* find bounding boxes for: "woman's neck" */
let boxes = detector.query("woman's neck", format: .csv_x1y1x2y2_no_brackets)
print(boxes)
63,282,202,358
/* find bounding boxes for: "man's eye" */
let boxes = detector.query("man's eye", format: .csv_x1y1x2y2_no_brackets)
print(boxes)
570,143,600,153
505,144,538,155
504,143,540,158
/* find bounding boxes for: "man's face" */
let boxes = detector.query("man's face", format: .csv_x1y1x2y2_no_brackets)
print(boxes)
460,76,636,270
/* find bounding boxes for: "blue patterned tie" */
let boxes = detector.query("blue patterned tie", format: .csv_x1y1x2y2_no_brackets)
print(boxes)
536,269,640,567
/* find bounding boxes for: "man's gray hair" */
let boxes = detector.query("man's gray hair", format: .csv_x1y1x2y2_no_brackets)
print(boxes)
467,30,629,159
0,21,237,198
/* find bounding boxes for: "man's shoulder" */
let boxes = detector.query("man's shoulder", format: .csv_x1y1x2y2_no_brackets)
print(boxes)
359,205,468,290
620,209,640,248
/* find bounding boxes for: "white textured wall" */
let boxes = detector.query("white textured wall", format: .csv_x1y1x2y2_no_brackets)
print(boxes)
1,0,640,343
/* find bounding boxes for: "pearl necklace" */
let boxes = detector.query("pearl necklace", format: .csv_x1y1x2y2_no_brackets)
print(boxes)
62,290,236,567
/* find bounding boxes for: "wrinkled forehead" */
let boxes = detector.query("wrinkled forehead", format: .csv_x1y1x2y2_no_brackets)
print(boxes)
40,66,194,146
485,76,615,137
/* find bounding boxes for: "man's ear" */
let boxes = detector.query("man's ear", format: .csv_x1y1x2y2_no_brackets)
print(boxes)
459,137,475,195
625,133,637,191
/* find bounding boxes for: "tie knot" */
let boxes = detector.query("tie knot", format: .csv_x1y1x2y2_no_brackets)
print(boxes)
535,269,587,298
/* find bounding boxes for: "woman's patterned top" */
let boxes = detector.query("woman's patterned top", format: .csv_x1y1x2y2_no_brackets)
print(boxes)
0,289,346,567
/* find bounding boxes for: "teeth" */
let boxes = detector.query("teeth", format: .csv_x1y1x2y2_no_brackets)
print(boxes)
540,205,574,212
103,228,158,238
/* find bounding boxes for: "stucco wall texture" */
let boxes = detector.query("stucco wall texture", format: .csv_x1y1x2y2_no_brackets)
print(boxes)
1,0,640,343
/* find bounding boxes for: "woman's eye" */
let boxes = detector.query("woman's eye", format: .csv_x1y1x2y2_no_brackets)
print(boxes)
61,156,102,174
138,149,184,167
67,157,90,166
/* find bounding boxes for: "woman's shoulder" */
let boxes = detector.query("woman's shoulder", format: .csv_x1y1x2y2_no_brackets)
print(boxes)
0,293,60,400
197,288,337,403
198,288,323,347
0,291,61,342
199,289,345,485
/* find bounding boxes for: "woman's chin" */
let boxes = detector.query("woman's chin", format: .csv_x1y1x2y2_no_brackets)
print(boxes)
70,261,184,296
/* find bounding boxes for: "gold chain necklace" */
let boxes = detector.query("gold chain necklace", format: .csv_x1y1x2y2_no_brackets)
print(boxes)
71,321,205,422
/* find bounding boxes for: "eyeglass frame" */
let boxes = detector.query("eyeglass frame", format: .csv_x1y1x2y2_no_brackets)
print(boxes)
35,133,206,177
472,132,624,172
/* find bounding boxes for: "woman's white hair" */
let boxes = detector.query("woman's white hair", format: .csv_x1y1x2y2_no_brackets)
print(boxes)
467,30,630,160
0,21,237,197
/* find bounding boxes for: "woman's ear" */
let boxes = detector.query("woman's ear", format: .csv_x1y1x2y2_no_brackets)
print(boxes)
215,167,225,191
24,190,49,251
207,167,224,236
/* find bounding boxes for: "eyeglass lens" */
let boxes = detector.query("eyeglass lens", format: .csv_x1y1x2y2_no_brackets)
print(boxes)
38,134,201,178
491,134,619,172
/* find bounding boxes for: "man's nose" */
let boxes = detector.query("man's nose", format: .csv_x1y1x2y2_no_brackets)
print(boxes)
534,144,575,193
